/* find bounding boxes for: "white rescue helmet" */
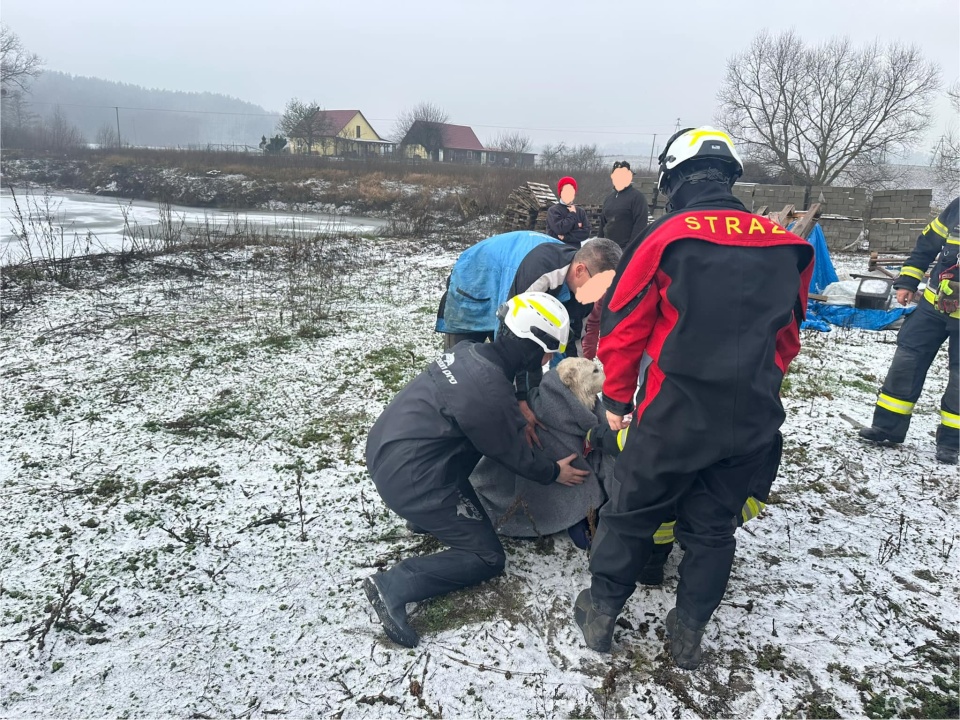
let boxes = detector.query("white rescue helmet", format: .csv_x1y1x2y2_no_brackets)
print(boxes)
496,292,570,354
657,126,744,195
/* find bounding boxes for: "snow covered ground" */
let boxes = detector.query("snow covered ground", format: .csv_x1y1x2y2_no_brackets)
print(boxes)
1,238,957,719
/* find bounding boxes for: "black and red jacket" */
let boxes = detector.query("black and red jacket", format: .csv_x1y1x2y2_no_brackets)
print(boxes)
598,195,815,462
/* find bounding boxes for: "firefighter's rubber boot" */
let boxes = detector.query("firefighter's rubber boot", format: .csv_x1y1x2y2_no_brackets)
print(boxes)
638,543,673,586
665,607,706,670
574,588,617,653
936,445,959,465
363,573,419,648
858,426,903,445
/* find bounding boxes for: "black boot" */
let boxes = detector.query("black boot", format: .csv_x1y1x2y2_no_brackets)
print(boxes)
858,426,903,445
363,574,419,648
574,588,617,653
638,543,673,585
936,445,959,465
665,607,706,670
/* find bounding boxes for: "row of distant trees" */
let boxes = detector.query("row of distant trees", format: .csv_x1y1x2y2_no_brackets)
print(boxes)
2,22,957,188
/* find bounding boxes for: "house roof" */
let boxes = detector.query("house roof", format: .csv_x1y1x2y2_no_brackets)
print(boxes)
325,110,362,134
406,120,485,151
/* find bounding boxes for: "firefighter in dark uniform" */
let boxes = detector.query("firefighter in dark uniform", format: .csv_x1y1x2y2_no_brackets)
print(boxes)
364,293,589,648
573,127,815,669
858,197,959,465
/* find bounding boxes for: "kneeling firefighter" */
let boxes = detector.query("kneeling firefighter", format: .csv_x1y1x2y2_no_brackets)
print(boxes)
364,293,589,648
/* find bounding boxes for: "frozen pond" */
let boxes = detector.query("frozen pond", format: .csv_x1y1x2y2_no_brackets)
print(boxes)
0,188,389,263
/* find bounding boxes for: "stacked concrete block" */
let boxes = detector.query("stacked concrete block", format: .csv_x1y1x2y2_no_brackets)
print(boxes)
809,186,869,218
751,184,807,211
869,190,933,220
731,183,756,211
867,220,927,253
818,217,866,251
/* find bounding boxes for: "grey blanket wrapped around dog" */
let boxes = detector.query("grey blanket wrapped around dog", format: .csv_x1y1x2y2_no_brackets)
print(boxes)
470,367,613,537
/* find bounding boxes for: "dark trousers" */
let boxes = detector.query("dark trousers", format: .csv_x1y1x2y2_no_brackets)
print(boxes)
442,332,493,352
589,436,781,625
371,449,505,607
872,299,959,450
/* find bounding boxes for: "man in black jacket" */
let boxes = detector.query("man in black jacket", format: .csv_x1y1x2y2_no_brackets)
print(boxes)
573,127,814,669
598,161,650,249
364,293,589,648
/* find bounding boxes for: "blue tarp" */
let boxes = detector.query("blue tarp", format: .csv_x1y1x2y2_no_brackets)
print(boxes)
803,302,915,332
799,223,914,332
804,225,838,294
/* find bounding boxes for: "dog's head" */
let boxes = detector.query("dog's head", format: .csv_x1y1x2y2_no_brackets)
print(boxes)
556,357,605,409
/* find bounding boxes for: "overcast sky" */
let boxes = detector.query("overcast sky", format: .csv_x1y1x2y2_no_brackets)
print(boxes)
4,0,959,151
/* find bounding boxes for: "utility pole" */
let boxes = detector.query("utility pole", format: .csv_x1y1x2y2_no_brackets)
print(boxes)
647,134,657,173
675,118,681,132
115,106,121,148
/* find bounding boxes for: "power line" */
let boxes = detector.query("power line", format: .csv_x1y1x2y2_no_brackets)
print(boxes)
19,100,675,137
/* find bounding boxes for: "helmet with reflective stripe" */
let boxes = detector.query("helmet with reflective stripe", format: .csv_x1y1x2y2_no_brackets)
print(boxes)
496,292,570,354
657,126,744,196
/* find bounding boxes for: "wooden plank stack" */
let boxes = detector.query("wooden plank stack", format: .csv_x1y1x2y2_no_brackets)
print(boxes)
501,182,559,232
501,182,604,237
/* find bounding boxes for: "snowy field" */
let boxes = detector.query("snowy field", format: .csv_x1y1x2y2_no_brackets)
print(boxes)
0,237,957,719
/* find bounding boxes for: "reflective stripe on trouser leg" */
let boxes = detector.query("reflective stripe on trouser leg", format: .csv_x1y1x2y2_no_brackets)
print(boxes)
872,301,950,441
876,393,915,415
937,350,959,450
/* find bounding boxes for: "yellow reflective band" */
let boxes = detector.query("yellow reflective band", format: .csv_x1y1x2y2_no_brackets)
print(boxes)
930,217,949,238
512,296,526,317
877,393,915,415
616,427,629,451
686,129,734,147
741,497,766,524
526,298,561,328
948,235,960,246
899,266,925,281
653,521,676,544
941,410,960,429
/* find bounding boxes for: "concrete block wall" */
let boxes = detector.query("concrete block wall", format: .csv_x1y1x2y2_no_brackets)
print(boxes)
818,217,865,252
809,186,870,218
867,220,927,253
869,190,933,220
622,181,934,251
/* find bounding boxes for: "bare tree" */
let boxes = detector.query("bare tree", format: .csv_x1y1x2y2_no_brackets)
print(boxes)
41,106,85,151
278,99,333,154
538,142,567,170
932,81,960,189
394,101,449,159
489,130,532,164
95,122,118,149
717,30,941,187
0,24,43,94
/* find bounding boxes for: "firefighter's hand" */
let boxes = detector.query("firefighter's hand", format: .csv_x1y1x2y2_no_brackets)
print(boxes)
556,454,589,486
519,400,543,449
606,411,629,431
896,288,915,306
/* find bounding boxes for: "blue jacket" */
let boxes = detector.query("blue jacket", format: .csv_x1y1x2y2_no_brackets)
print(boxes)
437,231,573,333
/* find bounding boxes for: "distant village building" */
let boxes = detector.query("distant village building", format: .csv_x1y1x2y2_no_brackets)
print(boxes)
400,121,536,167
288,110,393,157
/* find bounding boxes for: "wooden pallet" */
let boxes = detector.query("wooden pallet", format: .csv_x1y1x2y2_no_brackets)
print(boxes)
761,203,822,240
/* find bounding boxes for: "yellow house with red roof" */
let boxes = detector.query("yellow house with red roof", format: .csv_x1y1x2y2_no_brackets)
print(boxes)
287,110,393,157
